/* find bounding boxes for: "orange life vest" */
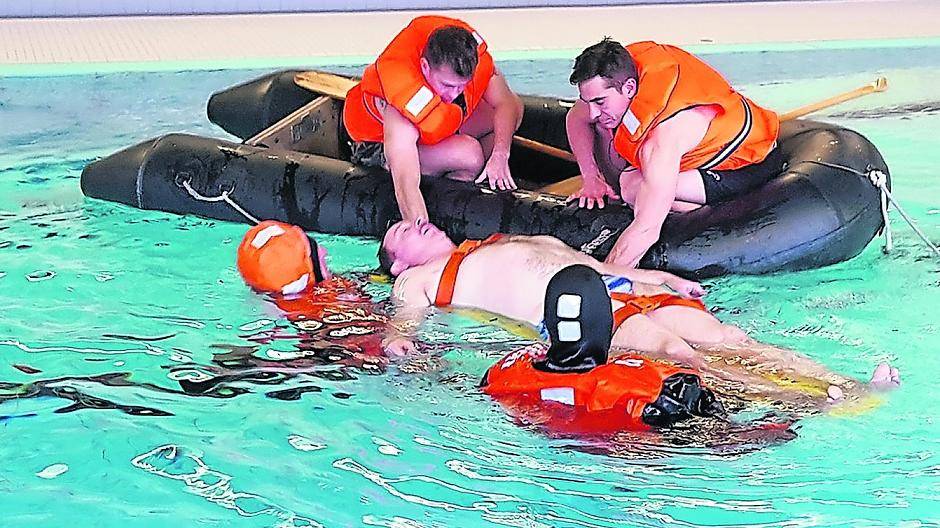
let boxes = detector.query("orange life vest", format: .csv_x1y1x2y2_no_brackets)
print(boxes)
434,234,503,307
611,292,706,330
612,41,779,172
273,277,387,361
482,350,699,433
343,15,495,145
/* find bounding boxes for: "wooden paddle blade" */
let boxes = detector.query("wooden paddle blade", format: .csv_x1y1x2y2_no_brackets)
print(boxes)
294,71,358,100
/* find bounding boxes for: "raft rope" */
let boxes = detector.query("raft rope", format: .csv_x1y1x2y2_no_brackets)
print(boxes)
179,177,261,225
805,160,940,258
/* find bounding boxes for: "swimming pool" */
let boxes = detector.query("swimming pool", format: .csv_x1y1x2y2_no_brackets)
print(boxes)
2,42,939,526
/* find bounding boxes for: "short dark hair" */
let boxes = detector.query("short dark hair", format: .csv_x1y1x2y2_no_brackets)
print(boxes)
423,26,479,79
569,38,637,89
377,238,395,276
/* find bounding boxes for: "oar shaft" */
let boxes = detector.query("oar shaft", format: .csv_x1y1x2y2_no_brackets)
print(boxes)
778,77,888,121
511,135,576,162
295,70,573,162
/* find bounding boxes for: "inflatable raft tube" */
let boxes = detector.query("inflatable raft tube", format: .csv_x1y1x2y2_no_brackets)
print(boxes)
81,72,890,278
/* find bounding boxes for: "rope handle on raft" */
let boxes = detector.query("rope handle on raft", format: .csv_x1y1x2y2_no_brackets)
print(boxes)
805,161,940,259
177,174,261,225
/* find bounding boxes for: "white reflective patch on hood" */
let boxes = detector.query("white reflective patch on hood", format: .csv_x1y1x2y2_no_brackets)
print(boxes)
557,321,581,342
281,273,309,295
557,294,582,318
251,224,286,249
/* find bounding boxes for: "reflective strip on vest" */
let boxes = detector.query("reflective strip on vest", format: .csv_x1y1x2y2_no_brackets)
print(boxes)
540,387,575,405
699,97,753,171
405,86,434,118
622,109,641,135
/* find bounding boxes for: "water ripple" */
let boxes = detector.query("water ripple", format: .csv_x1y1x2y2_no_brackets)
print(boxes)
1,338,165,357
25,270,56,282
132,444,324,527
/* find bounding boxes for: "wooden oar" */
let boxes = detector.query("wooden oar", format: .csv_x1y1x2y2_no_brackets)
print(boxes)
538,76,890,196
778,76,888,121
294,71,357,100
294,70,573,162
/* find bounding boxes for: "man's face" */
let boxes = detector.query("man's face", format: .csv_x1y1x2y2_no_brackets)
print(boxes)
420,59,471,104
383,219,454,275
578,76,636,130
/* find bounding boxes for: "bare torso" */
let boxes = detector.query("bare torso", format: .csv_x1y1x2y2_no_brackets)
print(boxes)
394,235,668,324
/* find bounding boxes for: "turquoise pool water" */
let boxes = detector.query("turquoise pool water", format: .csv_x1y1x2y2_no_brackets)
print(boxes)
2,43,940,527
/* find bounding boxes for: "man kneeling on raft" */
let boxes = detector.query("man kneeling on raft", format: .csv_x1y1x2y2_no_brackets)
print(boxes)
344,15,524,224
565,39,783,267
378,219,901,413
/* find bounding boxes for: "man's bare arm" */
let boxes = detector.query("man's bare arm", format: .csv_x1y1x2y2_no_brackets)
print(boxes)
605,106,716,267
597,262,706,299
565,99,605,185
482,71,522,160
477,71,523,190
383,104,428,221
565,100,620,208
383,271,433,356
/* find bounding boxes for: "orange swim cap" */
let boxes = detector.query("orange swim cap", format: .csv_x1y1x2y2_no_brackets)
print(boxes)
236,221,324,294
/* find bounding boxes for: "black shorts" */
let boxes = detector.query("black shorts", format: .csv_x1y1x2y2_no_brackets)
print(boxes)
350,141,387,169
700,146,787,204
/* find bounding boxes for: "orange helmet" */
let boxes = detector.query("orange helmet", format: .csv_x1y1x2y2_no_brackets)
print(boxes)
236,221,325,295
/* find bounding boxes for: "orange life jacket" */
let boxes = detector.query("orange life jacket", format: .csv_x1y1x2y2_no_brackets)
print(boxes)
273,277,387,361
434,234,503,307
343,15,495,145
482,351,699,433
611,292,706,330
612,41,779,172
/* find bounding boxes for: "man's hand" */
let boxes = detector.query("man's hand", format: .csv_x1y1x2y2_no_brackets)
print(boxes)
383,336,417,357
663,275,706,299
603,230,653,268
475,150,517,191
567,174,620,209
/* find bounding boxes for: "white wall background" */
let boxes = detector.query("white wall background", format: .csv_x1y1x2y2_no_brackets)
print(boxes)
2,0,803,18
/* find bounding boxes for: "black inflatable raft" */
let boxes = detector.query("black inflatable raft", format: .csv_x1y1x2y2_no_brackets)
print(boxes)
81,70,890,278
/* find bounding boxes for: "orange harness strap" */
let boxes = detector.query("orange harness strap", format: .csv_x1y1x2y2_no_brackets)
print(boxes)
434,234,503,307
611,292,707,331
